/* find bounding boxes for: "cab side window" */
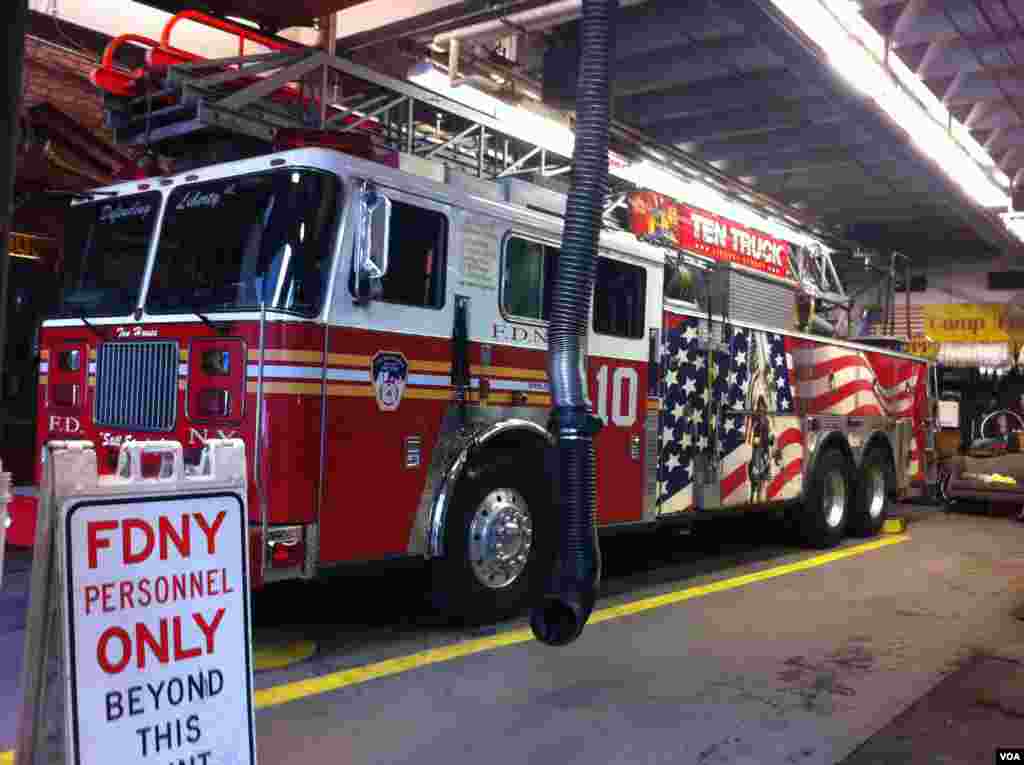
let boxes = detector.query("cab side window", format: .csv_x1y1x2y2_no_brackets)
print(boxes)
664,261,704,307
502,236,559,321
594,257,646,339
352,199,447,309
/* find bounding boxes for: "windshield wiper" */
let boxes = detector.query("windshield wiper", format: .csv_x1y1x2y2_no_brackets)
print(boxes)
78,313,105,340
194,311,232,335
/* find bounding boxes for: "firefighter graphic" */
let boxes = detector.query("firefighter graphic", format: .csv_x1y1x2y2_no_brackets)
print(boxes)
745,333,778,503
646,198,679,244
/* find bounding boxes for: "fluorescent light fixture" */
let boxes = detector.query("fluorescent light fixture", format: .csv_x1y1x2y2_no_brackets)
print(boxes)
769,0,1010,213
410,65,575,154
408,65,825,250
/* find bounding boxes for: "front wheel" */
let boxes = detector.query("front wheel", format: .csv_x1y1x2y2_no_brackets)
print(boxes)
849,448,892,537
430,452,552,625
798,447,853,548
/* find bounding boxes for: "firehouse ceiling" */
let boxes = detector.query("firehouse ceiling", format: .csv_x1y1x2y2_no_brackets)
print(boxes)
540,0,1024,265
130,0,1024,267
134,0,371,31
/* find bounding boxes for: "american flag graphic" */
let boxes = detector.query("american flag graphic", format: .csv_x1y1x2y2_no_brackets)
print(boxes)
659,313,804,513
789,339,927,481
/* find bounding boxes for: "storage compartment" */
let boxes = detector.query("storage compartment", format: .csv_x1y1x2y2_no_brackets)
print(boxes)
727,268,795,329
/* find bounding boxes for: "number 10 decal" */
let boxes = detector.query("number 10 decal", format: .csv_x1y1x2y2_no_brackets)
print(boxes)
595,365,639,427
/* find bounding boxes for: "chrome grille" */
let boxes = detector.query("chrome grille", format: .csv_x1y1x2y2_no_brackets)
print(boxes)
95,341,179,432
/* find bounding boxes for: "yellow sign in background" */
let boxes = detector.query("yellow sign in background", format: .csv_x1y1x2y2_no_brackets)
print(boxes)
904,336,939,360
922,303,1024,343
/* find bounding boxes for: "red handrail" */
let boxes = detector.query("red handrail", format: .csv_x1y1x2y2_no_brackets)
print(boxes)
92,10,390,140
100,33,162,71
161,10,299,57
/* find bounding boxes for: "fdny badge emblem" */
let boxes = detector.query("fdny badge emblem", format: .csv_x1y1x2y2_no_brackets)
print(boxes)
371,352,408,412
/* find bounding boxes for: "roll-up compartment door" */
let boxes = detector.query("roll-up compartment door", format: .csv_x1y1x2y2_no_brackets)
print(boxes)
727,269,794,330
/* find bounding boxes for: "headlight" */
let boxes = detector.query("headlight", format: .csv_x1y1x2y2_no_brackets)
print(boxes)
58,349,81,372
201,349,231,376
197,388,230,418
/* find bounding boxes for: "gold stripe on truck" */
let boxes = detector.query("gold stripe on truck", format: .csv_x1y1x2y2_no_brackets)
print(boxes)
326,353,371,367
248,349,324,364
246,381,323,396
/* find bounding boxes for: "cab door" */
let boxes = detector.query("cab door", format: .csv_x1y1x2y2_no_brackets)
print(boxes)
320,183,455,564
588,254,651,525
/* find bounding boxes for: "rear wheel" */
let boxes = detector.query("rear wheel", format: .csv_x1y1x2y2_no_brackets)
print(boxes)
798,447,852,548
430,451,552,625
849,447,892,537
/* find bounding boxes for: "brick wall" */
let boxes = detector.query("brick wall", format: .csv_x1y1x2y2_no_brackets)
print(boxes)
22,36,108,138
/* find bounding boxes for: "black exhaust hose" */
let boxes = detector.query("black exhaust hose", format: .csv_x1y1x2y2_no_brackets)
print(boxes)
530,0,615,647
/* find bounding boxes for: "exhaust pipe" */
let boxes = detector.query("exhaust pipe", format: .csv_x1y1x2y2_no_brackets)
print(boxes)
530,0,615,648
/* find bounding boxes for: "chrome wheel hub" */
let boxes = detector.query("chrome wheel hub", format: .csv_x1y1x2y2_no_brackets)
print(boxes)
823,469,847,528
865,465,886,519
469,488,533,589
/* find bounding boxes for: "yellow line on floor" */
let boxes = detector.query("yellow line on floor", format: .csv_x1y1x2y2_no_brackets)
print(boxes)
254,639,317,672
253,534,909,710
0,751,10,765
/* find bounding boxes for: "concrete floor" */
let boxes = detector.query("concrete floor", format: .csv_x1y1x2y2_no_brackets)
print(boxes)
4,505,1024,764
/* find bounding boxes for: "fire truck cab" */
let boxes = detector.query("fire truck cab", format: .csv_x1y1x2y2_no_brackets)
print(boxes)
33,143,933,623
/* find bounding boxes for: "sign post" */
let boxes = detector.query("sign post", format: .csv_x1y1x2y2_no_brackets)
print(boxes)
16,439,256,765
0,460,10,588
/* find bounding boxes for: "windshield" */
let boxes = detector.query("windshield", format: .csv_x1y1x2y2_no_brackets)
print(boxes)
55,192,161,318
146,170,341,316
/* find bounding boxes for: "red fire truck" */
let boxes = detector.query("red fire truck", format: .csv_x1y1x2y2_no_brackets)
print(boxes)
20,138,936,623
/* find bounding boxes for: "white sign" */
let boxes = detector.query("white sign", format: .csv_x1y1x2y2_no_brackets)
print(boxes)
62,493,255,765
938,400,960,429
460,220,499,291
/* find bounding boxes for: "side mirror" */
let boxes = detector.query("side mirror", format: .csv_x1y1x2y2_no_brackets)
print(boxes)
354,187,391,304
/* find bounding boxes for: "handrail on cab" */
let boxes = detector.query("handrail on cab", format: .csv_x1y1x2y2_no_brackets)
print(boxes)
90,33,161,96
100,33,162,71
160,9,299,57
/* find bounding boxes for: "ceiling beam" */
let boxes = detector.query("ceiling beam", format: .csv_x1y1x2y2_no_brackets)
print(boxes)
985,124,1024,152
818,204,946,221
686,120,866,163
917,31,1024,79
892,0,1017,49
646,96,842,145
891,0,947,49
753,171,879,195
612,35,777,98
943,65,1024,104
859,0,911,8
612,0,741,60
966,101,1024,129
616,69,812,126
717,146,888,177
1000,146,1024,172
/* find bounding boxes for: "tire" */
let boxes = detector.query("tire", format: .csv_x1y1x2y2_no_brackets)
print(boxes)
849,447,892,537
430,450,553,625
798,447,853,548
